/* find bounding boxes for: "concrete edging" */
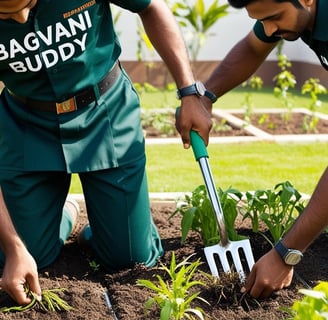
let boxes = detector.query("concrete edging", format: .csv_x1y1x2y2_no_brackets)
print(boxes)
146,108,328,145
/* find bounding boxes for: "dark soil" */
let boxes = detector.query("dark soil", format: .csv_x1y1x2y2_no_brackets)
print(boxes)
0,201,328,320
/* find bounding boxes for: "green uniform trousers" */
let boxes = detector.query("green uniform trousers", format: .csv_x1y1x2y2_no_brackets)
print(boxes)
0,158,163,270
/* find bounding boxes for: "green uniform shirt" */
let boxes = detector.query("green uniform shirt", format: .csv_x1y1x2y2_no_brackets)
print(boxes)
0,0,151,173
0,0,150,100
253,0,328,70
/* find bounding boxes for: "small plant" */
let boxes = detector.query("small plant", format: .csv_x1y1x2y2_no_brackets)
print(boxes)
141,109,177,137
290,281,328,319
241,181,305,244
241,75,263,124
172,185,245,247
211,117,234,133
137,252,208,320
89,259,100,272
301,77,327,133
273,54,296,122
0,285,73,313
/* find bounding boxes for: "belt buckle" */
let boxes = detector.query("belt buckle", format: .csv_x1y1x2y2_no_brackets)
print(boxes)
56,97,77,114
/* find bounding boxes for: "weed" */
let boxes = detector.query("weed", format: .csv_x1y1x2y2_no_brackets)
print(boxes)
0,285,73,313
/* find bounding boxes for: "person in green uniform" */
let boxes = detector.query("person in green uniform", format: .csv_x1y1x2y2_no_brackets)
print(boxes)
177,0,328,299
0,0,213,305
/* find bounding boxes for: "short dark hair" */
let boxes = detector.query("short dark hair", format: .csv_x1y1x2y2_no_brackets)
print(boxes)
228,0,302,9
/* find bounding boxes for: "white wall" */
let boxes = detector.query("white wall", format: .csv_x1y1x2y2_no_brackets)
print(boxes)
113,1,319,65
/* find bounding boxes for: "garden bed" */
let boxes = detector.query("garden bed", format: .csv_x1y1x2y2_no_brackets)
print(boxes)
142,108,328,143
1,200,327,320
231,109,328,135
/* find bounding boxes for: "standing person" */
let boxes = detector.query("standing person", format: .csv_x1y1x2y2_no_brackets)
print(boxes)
0,0,213,305
177,0,328,299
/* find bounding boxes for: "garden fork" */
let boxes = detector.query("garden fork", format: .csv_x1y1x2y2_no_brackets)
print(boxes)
190,130,255,279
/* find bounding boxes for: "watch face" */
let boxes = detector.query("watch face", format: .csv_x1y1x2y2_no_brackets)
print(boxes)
195,82,206,96
285,250,302,265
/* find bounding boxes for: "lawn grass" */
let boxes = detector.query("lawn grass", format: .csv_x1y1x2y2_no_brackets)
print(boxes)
145,142,326,196
139,86,328,114
70,141,327,197
69,87,328,197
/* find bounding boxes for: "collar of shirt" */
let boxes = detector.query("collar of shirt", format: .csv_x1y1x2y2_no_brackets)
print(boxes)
311,0,328,41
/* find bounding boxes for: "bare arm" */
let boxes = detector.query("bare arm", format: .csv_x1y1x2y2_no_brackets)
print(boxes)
203,31,277,112
244,167,328,298
0,189,41,304
138,0,212,148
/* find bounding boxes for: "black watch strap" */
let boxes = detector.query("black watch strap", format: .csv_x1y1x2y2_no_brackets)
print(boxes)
177,81,206,99
204,90,217,103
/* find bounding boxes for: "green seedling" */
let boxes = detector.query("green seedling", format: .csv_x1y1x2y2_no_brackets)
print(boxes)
0,285,73,313
172,185,245,247
137,252,208,320
89,260,100,272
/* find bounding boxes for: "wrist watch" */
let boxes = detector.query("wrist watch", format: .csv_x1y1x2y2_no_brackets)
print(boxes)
177,81,218,103
177,81,206,99
274,240,303,266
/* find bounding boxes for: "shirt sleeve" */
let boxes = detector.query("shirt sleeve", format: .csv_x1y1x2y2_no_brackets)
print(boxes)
110,0,151,12
253,20,281,43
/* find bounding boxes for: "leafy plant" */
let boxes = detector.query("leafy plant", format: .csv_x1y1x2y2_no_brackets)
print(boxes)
301,78,327,133
242,181,305,244
168,0,229,61
290,281,328,319
136,252,208,320
0,286,73,313
172,185,245,247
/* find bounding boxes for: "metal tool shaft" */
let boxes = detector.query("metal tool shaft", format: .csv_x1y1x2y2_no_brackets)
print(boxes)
198,157,228,247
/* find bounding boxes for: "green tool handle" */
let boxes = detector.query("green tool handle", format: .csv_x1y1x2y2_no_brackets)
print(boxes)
190,130,208,160
175,106,208,159
190,130,228,247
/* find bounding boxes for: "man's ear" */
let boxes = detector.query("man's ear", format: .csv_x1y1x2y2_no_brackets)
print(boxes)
300,0,315,8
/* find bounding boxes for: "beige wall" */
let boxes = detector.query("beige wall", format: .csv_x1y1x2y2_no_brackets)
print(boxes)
1,60,326,93
121,60,328,90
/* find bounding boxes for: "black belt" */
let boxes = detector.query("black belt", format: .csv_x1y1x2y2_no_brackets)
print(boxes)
7,62,121,114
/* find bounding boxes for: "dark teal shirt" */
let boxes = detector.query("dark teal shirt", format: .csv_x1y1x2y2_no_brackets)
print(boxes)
0,0,151,173
0,0,150,101
253,0,328,70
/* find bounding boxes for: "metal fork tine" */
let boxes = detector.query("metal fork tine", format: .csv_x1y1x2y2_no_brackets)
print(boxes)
243,243,255,271
205,241,255,279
